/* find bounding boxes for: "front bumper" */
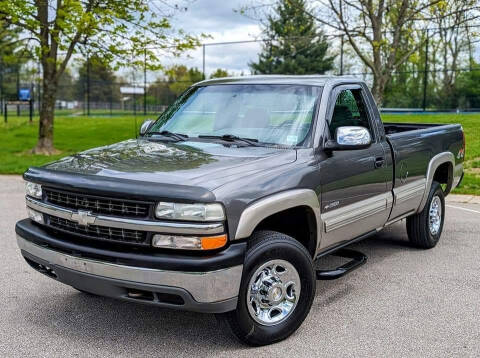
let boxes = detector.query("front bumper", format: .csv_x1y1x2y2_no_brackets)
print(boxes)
15,220,245,313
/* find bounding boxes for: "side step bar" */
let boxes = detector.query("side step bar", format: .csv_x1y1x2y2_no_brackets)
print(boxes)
316,249,367,280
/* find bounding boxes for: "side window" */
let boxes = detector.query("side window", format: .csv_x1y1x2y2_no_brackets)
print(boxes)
329,89,373,138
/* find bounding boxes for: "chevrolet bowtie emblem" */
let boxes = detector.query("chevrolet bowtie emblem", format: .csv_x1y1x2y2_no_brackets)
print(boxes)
71,210,96,226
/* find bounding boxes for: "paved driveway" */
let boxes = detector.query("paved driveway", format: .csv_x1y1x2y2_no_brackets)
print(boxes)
1,175,479,357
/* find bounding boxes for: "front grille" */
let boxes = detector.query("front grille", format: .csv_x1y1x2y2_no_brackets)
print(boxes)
45,188,151,218
47,215,149,245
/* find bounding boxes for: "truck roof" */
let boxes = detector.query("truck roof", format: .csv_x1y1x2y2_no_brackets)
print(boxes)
195,75,360,87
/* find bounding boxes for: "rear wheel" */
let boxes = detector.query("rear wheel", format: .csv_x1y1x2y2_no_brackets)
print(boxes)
218,230,315,346
406,181,445,249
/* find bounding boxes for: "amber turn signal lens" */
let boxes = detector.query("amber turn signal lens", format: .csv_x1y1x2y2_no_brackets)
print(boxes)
201,234,227,250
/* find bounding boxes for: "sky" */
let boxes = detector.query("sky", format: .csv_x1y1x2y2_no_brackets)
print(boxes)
165,0,264,76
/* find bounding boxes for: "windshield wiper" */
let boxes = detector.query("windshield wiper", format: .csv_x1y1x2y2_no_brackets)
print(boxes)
147,130,189,142
198,134,261,147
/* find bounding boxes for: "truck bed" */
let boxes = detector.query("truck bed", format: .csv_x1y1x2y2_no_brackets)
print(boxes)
383,122,463,220
383,122,446,135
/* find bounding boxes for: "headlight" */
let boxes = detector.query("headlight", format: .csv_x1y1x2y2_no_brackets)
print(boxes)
152,234,227,250
25,181,42,199
155,202,225,221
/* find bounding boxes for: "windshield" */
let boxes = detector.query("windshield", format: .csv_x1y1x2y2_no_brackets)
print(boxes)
148,84,322,147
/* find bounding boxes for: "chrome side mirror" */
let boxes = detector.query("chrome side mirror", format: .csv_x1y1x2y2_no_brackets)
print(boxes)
336,126,372,147
139,120,154,136
324,126,372,151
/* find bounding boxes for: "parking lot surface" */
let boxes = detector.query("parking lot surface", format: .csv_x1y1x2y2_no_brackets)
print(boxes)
1,175,479,357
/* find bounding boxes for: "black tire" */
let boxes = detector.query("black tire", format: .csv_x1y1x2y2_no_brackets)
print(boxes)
217,230,316,346
406,181,445,249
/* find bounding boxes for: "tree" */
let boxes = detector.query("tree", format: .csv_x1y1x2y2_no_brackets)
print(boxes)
147,78,176,107
210,68,230,78
167,65,203,95
307,0,480,105
429,0,479,109
456,62,480,109
0,1,200,154
74,55,120,103
0,21,28,102
57,69,75,102
249,0,334,75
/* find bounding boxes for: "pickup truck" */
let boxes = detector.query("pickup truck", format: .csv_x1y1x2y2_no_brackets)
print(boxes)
16,76,465,346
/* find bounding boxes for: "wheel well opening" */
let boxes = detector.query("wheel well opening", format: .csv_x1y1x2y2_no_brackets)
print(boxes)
433,162,453,194
254,206,317,258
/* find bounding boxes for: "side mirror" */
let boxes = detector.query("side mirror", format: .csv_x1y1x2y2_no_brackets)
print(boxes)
324,126,372,151
139,120,154,136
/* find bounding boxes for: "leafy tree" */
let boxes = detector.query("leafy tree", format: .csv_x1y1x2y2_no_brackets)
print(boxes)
383,37,429,109
57,69,75,102
249,0,334,75
0,1,200,154
456,62,480,109
308,0,479,105
167,65,203,95
0,21,29,102
147,78,176,106
428,0,478,110
74,55,120,103
210,68,230,78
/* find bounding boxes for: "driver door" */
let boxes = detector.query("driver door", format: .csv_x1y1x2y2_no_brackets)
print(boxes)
319,85,392,249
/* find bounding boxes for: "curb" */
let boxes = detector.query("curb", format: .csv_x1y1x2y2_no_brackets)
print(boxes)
446,194,480,204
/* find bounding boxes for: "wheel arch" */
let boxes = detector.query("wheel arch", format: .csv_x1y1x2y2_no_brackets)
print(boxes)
234,190,321,258
417,152,454,212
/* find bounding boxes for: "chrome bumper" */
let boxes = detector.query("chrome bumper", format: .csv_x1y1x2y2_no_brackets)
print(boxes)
17,235,243,303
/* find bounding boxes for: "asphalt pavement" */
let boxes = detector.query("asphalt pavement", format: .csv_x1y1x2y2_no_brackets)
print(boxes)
1,175,479,357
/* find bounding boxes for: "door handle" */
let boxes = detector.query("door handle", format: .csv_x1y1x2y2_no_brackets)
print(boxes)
374,157,385,169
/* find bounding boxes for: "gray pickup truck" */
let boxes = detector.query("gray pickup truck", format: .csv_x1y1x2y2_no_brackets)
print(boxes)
16,76,464,346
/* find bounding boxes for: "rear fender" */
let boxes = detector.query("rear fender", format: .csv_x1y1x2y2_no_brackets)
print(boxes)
417,152,455,212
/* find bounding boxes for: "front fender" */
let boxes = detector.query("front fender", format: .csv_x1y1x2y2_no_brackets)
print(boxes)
233,189,322,247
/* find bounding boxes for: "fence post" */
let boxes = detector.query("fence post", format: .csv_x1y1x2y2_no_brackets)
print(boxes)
144,48,147,115
16,65,20,116
340,35,344,76
269,41,273,73
30,82,33,122
0,58,3,115
87,53,91,116
133,85,136,116
37,61,41,117
4,103,7,123
110,83,113,116
422,29,429,111
202,44,206,80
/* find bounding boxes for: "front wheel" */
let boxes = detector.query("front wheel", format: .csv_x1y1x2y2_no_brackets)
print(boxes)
218,231,316,346
406,181,445,249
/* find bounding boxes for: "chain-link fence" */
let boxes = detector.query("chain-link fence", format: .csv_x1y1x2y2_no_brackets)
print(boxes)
2,25,480,119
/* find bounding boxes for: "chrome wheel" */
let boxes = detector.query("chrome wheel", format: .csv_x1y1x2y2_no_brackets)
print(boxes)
429,196,442,236
246,259,301,326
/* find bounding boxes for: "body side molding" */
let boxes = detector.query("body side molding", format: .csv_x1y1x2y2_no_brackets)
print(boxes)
393,179,426,205
321,192,393,233
234,189,322,245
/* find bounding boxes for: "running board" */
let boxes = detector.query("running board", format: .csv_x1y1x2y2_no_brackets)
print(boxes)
315,249,367,280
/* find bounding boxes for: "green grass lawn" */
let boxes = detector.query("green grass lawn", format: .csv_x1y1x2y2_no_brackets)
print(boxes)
0,114,148,174
1,112,479,194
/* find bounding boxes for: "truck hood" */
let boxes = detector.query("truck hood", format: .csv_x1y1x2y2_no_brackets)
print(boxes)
42,139,297,190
